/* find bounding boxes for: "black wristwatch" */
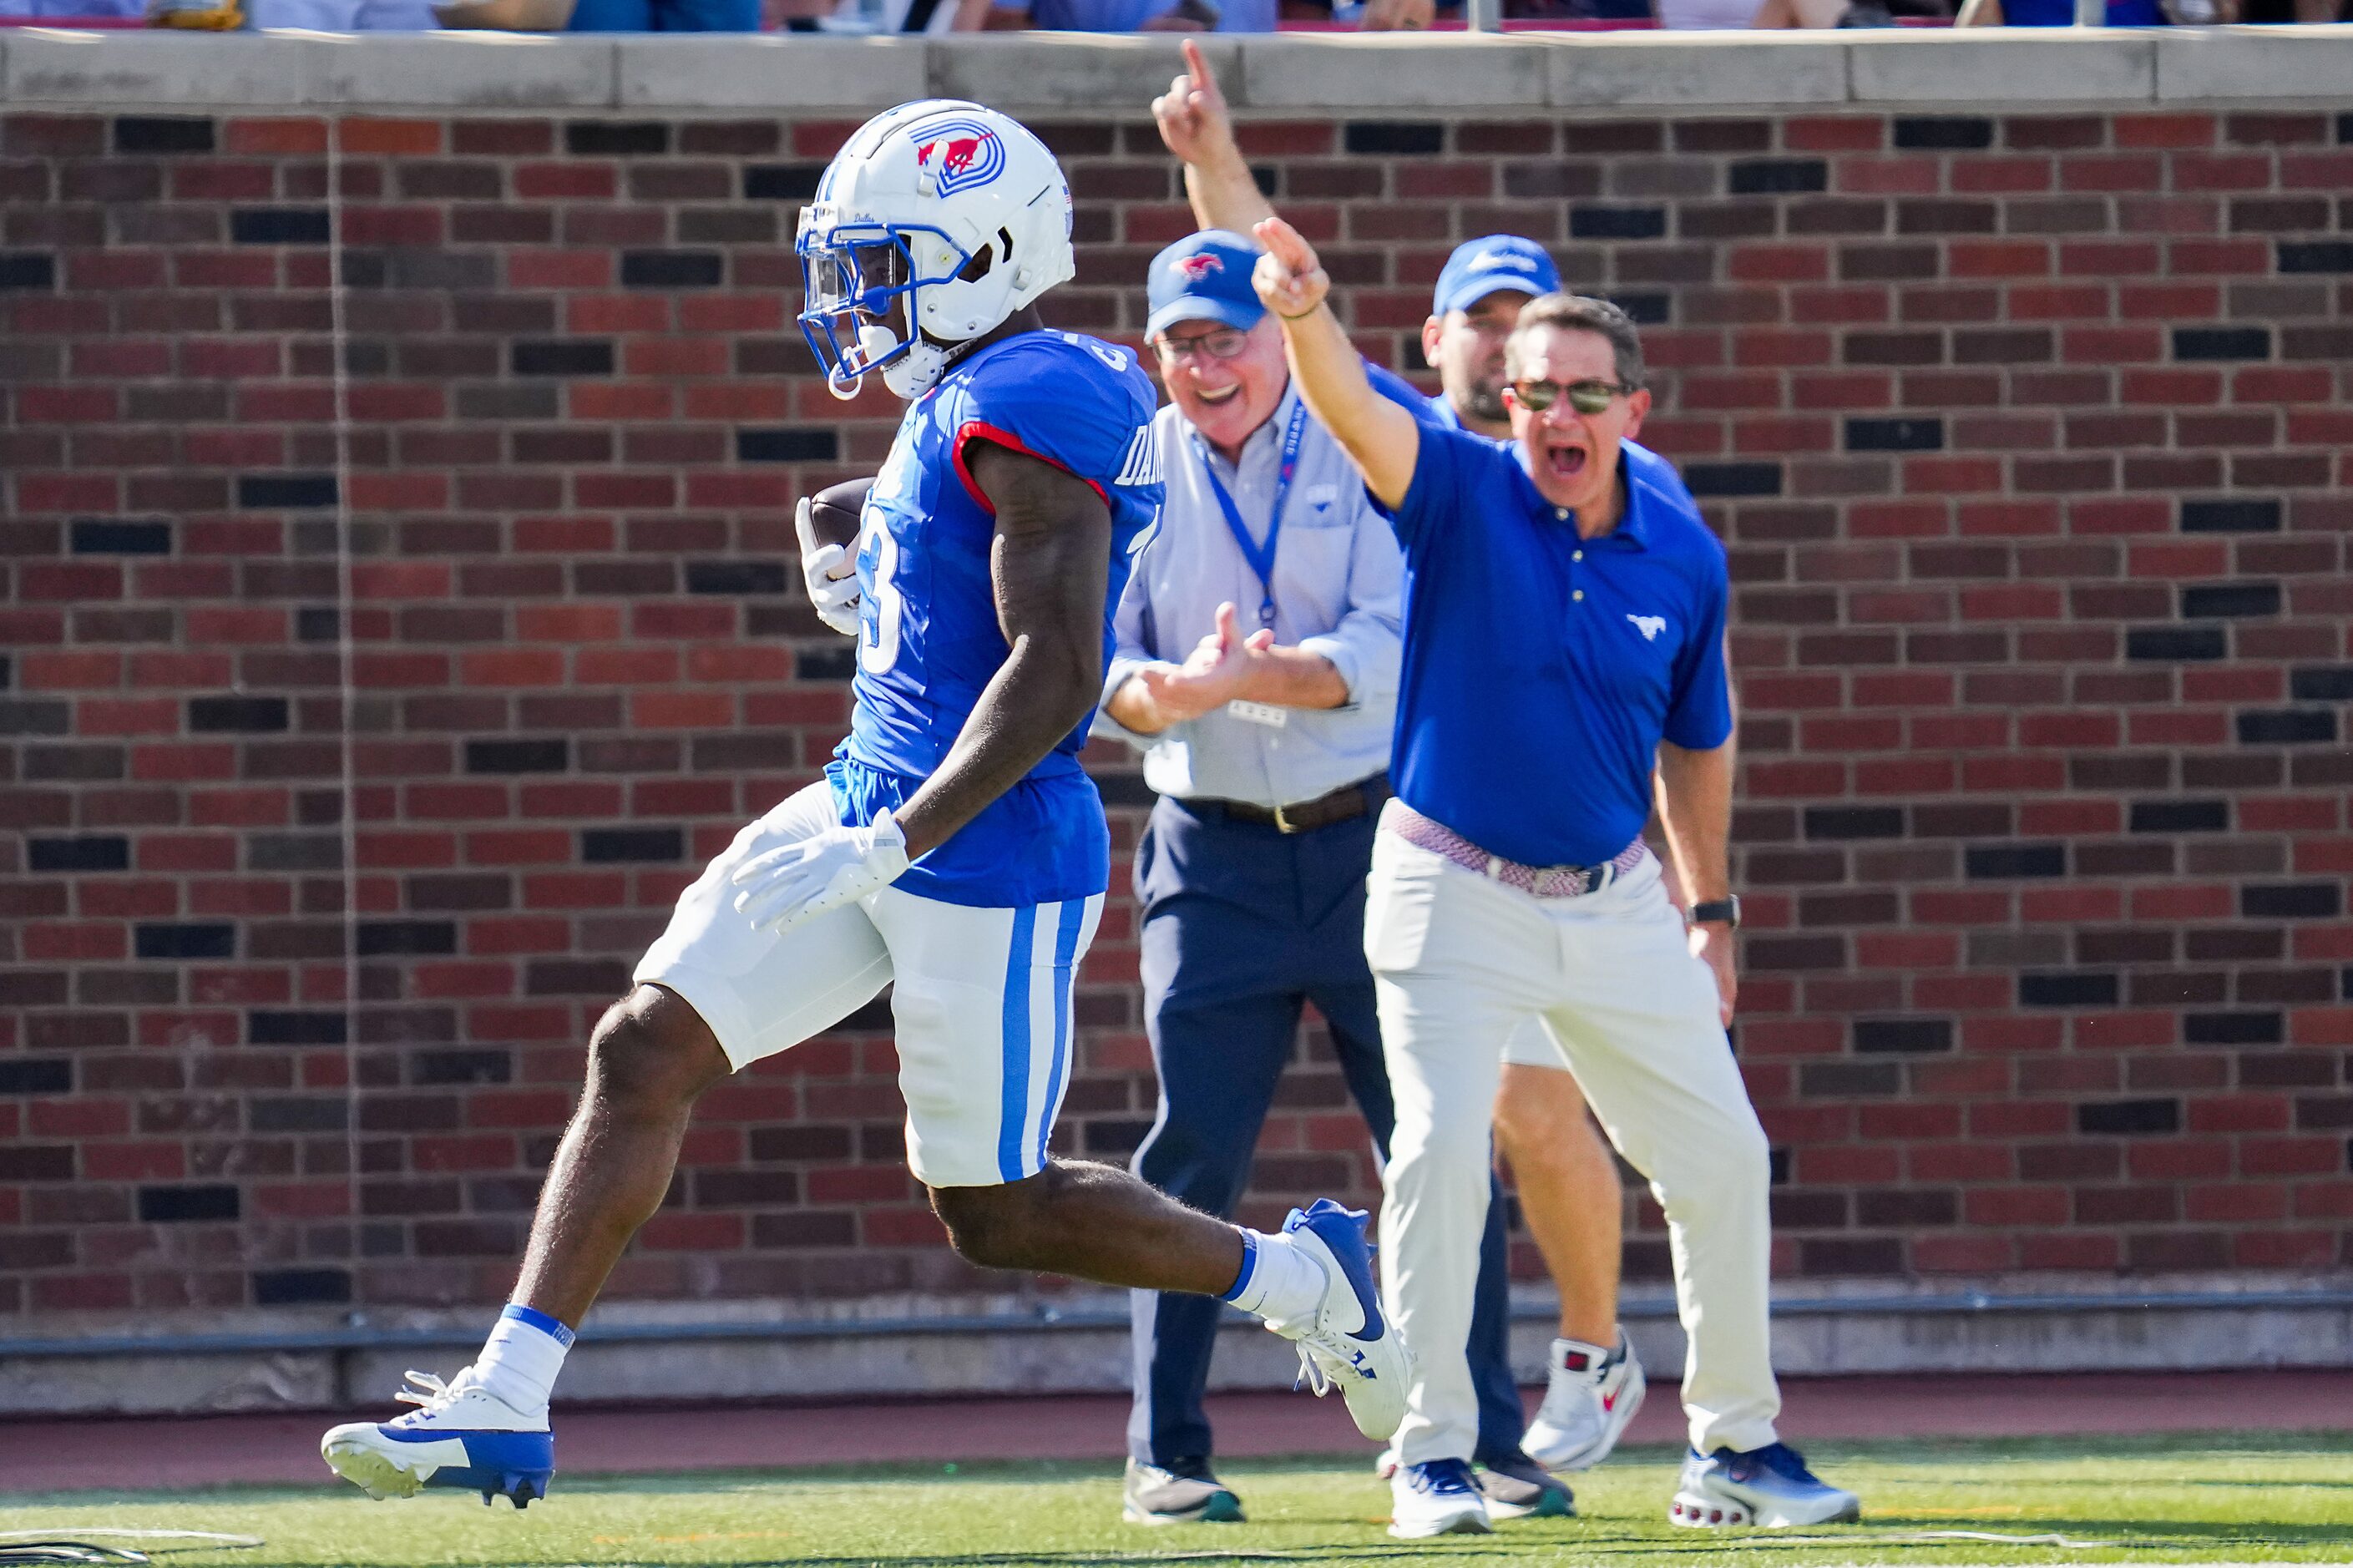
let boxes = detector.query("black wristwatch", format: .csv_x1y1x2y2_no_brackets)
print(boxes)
1689,896,1741,928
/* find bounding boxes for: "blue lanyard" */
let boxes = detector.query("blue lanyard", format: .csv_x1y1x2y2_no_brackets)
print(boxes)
1197,401,1309,630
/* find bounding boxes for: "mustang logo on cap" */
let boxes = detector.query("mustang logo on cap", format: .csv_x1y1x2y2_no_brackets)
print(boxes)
1176,253,1224,280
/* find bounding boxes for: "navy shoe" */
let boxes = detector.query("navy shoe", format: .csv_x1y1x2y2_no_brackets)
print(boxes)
321,1368,554,1508
1477,1448,1574,1520
1122,1458,1244,1524
1671,1441,1860,1528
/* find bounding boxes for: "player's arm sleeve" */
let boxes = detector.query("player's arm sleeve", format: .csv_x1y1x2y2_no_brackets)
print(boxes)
948,344,1136,514
1662,544,1734,751
1295,498,1403,712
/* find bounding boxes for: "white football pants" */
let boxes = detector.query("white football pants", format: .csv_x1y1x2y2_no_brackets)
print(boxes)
1364,808,1781,1463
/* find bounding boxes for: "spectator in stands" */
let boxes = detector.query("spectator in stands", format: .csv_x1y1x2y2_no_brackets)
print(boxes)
569,0,757,32
981,0,1435,29
1956,0,2163,20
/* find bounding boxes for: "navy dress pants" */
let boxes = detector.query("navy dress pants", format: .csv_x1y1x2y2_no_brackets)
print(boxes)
1125,790,1526,1469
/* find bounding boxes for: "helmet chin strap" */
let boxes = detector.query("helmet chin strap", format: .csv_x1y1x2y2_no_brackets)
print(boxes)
826,321,904,402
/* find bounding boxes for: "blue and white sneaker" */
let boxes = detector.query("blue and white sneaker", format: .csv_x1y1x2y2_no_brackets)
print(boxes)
1262,1199,1411,1442
1389,1458,1493,1539
321,1368,554,1508
1670,1442,1860,1528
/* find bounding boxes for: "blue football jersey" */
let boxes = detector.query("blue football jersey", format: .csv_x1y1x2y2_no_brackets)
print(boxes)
830,330,1164,908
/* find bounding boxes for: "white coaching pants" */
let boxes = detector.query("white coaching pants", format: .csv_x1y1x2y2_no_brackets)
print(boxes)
1364,810,1781,1462
635,781,1103,1190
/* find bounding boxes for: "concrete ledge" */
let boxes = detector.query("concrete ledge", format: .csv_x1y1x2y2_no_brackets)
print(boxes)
1239,33,1545,109
625,32,925,110
1845,28,2155,104
2154,23,2353,100
1543,32,1846,110
8,1282,2351,1416
3,28,2353,115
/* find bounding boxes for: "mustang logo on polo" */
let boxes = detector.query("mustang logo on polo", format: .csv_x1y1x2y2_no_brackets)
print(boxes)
1627,614,1667,642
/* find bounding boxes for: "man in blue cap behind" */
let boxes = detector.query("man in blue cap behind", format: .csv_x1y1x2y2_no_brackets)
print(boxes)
1151,41,1652,1493
1101,229,1569,1527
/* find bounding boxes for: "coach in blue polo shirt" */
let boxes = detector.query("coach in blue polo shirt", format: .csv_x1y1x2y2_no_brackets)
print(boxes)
1097,230,1567,1530
1247,215,1864,1540
1154,42,1660,1478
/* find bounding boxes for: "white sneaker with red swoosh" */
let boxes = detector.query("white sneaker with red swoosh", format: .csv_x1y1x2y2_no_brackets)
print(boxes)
1522,1332,1645,1472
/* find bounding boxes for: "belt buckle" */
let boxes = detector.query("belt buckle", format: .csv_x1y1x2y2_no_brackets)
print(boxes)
1273,802,1297,834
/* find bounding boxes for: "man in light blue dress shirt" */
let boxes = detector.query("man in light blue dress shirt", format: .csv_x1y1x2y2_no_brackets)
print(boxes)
1097,231,1564,1528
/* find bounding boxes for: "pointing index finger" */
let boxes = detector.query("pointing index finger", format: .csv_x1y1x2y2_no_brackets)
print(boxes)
1182,36,1209,92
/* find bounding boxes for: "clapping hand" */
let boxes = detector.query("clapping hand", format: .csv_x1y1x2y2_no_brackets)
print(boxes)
1250,215,1329,321
1133,601,1273,723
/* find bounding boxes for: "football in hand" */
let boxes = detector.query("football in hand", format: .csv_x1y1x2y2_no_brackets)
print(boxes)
805,478,873,550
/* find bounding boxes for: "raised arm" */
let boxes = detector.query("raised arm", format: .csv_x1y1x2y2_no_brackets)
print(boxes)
892,442,1111,857
1250,216,1419,510
1152,39,1273,236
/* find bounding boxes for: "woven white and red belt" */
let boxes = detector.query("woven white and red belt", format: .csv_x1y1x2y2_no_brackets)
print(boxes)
1389,802,1648,900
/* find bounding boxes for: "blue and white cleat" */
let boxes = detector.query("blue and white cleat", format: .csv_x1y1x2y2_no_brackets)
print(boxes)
1389,1458,1493,1539
1670,1442,1860,1529
321,1368,554,1509
1263,1199,1411,1442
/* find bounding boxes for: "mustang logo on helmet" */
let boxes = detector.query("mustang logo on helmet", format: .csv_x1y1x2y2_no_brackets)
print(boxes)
913,119,1005,198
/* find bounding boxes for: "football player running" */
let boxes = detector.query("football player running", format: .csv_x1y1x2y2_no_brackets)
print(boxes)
321,101,1407,1511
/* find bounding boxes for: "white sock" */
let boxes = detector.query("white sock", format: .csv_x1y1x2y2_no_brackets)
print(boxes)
472,1303,572,1414
1220,1228,1328,1324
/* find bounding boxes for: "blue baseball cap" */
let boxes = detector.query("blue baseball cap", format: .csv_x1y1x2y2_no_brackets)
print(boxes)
1146,230,1265,340
1433,235,1561,318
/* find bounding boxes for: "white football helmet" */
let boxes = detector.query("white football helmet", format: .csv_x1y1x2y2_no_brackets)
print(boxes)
797,100,1075,402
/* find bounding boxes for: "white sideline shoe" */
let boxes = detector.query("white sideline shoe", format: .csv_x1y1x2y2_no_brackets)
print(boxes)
1389,1459,1493,1539
1523,1331,1646,1471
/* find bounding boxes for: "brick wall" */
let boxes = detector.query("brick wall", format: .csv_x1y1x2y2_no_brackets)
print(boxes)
3,104,2350,1323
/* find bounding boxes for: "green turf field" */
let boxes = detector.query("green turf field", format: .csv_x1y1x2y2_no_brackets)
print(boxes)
6,1434,2350,1568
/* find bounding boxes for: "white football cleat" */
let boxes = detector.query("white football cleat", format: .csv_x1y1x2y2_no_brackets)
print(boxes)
1389,1459,1493,1539
1670,1443,1860,1529
320,1368,554,1508
1523,1331,1646,1471
1260,1200,1411,1442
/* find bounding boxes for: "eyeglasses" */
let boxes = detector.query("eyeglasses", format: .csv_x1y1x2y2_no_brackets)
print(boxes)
1151,326,1251,363
1511,378,1638,416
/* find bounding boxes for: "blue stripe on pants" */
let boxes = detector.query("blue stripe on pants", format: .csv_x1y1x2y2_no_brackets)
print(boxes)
996,904,1037,1182
1036,899,1086,1170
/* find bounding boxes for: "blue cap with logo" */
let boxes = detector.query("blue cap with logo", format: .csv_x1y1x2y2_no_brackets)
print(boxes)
1432,235,1561,318
1146,230,1266,339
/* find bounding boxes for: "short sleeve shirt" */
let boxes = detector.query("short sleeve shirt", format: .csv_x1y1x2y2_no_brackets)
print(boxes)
1376,427,1733,868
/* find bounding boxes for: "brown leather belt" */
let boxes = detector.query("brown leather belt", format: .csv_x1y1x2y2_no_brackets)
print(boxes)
1198,776,1387,835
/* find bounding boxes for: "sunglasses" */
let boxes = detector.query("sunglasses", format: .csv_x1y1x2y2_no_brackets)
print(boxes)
1511,378,1638,416
1151,326,1252,363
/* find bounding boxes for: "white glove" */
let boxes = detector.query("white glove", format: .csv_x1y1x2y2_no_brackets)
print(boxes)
730,809,909,934
795,495,863,637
